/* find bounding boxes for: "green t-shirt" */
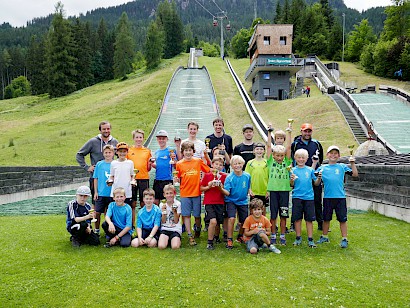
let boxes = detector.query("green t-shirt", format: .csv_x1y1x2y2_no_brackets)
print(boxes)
267,155,292,192
244,158,268,196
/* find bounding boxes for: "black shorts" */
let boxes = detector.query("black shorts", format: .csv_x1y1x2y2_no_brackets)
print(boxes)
94,196,113,213
323,198,348,222
204,204,224,225
160,229,181,241
269,191,290,219
250,195,269,207
153,179,173,200
141,228,160,241
226,202,249,224
292,198,316,222
132,179,150,202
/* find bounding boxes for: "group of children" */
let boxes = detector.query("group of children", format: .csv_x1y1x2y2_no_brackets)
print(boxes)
67,121,358,254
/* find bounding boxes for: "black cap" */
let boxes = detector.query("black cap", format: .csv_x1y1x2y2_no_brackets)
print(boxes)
242,124,254,132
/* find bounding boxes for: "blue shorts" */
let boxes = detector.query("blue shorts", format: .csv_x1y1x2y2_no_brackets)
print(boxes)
292,198,316,222
323,198,348,222
181,196,201,217
269,191,290,219
226,202,249,224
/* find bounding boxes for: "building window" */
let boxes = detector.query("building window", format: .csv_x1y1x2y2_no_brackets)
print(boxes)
280,36,287,45
263,73,270,80
263,36,270,45
263,88,270,96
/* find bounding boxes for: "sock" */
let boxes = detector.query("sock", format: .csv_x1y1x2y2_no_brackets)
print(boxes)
95,228,100,233
223,231,227,237
342,237,348,241
188,233,193,237
208,239,213,245
322,234,329,238
296,236,301,240
280,234,285,239
228,237,233,241
308,237,313,242
271,234,276,239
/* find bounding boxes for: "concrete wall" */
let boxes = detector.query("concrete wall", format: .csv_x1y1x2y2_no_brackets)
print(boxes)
345,165,410,222
0,166,89,205
252,71,291,101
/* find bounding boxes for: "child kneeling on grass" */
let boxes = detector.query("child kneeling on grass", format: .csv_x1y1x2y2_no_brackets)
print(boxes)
66,186,100,247
158,184,182,250
131,188,162,248
102,187,133,248
243,198,281,254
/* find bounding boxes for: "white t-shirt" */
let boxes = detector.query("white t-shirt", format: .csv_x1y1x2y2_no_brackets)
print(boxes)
110,159,134,198
160,199,182,234
182,138,206,158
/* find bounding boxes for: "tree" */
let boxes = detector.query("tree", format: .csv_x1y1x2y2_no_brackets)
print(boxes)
230,28,251,58
345,19,376,62
26,35,47,95
382,0,410,41
320,0,334,28
274,1,282,24
4,76,31,99
360,43,376,73
144,21,164,69
113,12,135,80
73,19,93,89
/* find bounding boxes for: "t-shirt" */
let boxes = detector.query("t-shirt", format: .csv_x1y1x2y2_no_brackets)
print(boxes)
267,156,292,192
245,158,268,196
176,158,210,197
160,199,182,234
182,138,206,159
224,172,251,205
233,143,255,169
137,205,162,229
206,133,233,159
201,171,227,205
291,166,317,200
106,202,133,235
242,214,271,242
317,163,352,198
127,146,152,180
154,147,175,181
66,200,91,231
93,160,112,197
110,159,134,198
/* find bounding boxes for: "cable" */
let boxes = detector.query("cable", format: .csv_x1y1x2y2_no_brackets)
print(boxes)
192,0,216,18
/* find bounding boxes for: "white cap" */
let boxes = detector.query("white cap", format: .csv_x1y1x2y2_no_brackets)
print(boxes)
326,145,340,153
76,186,91,196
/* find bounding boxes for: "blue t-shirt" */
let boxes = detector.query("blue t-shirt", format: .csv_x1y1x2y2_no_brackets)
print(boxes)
224,172,251,205
106,202,133,235
137,205,162,229
292,166,317,200
317,163,352,198
154,147,176,180
93,160,112,197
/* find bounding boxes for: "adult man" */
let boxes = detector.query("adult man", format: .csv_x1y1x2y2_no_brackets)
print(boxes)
76,121,118,200
291,123,324,230
233,124,255,170
206,117,233,171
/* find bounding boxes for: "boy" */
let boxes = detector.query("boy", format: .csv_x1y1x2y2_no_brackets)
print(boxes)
221,155,251,249
291,149,321,248
102,187,133,247
316,145,359,248
92,144,114,235
131,188,162,248
108,142,135,222
66,186,100,247
127,129,153,208
200,157,227,250
243,198,281,254
182,121,208,163
175,141,210,246
152,130,178,204
158,184,182,250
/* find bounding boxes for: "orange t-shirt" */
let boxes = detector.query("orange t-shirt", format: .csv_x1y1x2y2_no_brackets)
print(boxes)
242,215,272,242
127,146,152,179
176,158,210,197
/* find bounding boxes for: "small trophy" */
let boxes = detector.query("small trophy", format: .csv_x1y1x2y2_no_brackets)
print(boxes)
172,170,180,186
286,165,298,180
169,149,176,164
131,169,139,185
286,119,294,132
106,174,113,186
312,149,319,161
89,209,97,223
174,130,181,142
150,157,156,163
172,203,178,210
267,124,274,132
348,144,355,161
212,169,221,186
205,138,211,153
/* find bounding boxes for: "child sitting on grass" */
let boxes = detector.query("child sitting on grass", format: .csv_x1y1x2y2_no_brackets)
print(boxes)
158,184,182,250
131,188,162,248
102,187,133,248
243,198,281,254
66,186,100,247
316,145,358,248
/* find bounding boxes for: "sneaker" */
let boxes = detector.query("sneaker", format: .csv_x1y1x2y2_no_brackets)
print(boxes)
317,236,330,244
226,239,233,249
72,238,81,247
287,226,295,233
104,243,112,248
214,237,221,244
308,240,317,248
293,238,302,246
189,236,197,246
236,236,245,244
280,237,287,246
207,244,215,250
261,243,268,249
269,244,281,254
270,237,277,245
340,239,348,248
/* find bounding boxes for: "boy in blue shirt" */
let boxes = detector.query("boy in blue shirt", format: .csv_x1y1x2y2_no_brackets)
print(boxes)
221,155,251,249
102,187,133,248
92,144,114,235
316,145,358,248
131,188,162,248
291,149,321,248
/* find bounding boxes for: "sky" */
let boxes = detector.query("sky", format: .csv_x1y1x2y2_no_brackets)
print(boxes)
0,0,394,28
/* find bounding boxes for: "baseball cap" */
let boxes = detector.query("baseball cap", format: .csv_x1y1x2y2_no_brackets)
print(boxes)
116,142,129,150
301,123,313,131
253,142,265,149
242,124,254,132
76,186,91,196
327,145,340,153
156,130,168,137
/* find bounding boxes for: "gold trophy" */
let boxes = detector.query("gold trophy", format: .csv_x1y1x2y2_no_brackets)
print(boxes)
287,118,294,132
131,168,139,185
348,144,355,162
286,165,298,180
205,138,211,153
212,169,221,186
169,149,176,164
172,170,179,186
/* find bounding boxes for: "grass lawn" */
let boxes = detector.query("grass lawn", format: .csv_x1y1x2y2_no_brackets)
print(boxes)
1,212,409,307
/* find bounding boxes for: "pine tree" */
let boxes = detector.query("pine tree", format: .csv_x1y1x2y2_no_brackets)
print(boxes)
26,35,47,95
113,12,135,80
144,21,164,69
274,1,282,24
73,19,93,89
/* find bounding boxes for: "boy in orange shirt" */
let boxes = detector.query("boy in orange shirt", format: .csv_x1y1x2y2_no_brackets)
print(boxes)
175,141,210,246
127,129,153,211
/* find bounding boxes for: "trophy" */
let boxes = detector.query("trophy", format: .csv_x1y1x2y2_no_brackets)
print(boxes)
172,170,180,186
286,119,294,132
131,168,139,185
89,209,97,223
205,138,211,153
312,149,319,161
106,174,113,186
267,124,274,132
174,130,181,142
169,149,176,164
348,144,355,161
286,165,298,180
212,169,221,186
